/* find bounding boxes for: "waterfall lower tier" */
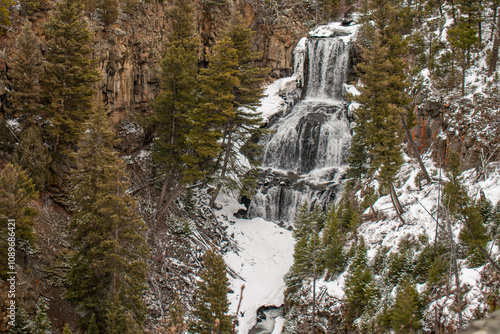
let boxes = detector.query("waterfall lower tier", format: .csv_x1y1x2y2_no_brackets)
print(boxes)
249,30,354,223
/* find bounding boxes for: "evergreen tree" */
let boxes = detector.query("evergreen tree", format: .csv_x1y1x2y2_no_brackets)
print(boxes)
87,314,99,334
105,297,142,334
66,103,148,330
0,162,38,266
350,0,409,187
33,297,52,334
443,152,490,266
0,0,14,30
209,18,266,207
62,323,72,334
9,306,33,334
287,204,325,295
186,37,238,184
7,23,45,124
344,238,377,328
167,295,187,333
353,34,406,187
43,0,100,155
190,248,231,334
95,0,118,25
322,205,346,276
13,126,52,190
390,275,421,332
151,0,199,216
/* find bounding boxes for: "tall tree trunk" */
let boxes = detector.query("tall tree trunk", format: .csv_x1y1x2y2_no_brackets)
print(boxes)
401,112,432,184
445,210,463,329
209,126,233,208
489,11,500,76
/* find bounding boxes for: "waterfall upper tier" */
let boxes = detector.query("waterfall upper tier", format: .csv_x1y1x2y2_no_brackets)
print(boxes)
248,23,358,223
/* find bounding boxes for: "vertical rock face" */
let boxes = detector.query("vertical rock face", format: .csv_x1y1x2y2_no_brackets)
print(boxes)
87,0,313,118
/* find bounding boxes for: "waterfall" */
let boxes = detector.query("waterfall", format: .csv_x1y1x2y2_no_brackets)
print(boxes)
248,33,354,223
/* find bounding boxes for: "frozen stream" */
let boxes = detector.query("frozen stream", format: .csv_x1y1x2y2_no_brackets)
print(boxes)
218,197,294,334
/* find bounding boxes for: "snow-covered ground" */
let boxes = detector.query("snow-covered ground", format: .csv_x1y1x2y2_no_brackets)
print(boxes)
217,196,295,334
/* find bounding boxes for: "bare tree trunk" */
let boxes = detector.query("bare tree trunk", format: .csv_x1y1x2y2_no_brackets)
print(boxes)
402,112,432,184
209,127,233,208
390,182,405,225
445,212,463,329
489,12,500,76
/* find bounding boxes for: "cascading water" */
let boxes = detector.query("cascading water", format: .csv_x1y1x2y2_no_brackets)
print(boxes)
247,26,356,223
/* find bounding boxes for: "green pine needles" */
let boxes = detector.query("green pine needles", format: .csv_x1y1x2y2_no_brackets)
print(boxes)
67,103,149,331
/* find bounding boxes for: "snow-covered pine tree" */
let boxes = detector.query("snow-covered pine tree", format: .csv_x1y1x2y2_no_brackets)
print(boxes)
32,297,52,334
343,237,378,330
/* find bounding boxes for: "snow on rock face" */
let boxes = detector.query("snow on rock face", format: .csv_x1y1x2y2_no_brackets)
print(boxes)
218,196,295,334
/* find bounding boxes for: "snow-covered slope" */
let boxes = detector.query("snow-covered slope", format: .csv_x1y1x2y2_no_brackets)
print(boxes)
217,196,295,334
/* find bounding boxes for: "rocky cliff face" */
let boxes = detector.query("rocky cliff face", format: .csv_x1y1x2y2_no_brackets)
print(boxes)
88,0,313,120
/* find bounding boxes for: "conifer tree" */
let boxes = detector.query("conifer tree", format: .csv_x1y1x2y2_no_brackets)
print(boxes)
9,306,33,334
390,275,421,332
287,204,325,296
152,0,199,216
344,238,377,327
13,126,52,190
95,0,118,25
190,248,231,334
62,323,72,334
187,37,238,184
105,297,142,334
7,23,44,124
0,163,38,268
350,0,409,188
67,103,148,330
208,18,266,207
33,297,52,334
322,205,346,276
0,0,14,30
87,314,99,334
166,294,187,333
43,0,100,155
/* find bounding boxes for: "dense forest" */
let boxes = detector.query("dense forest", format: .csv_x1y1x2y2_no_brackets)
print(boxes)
0,0,499,333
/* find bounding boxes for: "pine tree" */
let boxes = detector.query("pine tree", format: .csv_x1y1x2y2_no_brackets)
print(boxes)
190,248,231,334
287,204,325,295
87,314,99,334
62,323,72,334
344,238,377,327
95,0,118,25
105,297,142,334
390,275,421,332
322,205,346,276
443,152,490,266
353,34,406,187
350,0,409,187
43,0,100,155
151,0,199,216
0,0,14,30
208,18,266,207
33,297,52,334
167,295,187,333
186,37,238,184
7,23,45,124
9,306,33,334
66,103,148,330
0,163,38,268
13,126,52,190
